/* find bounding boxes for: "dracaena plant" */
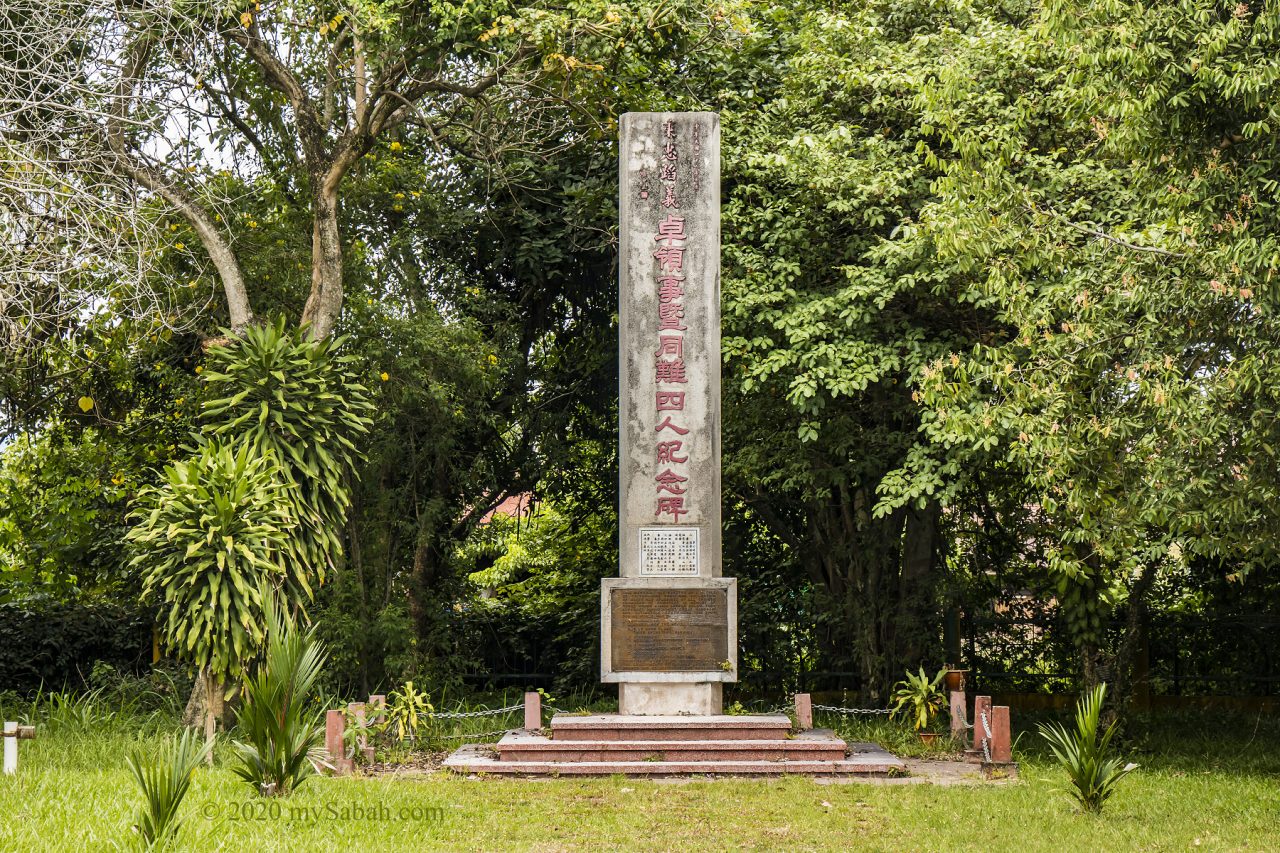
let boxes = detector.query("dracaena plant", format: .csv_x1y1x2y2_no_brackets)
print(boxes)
199,317,375,584
127,440,295,679
889,666,947,732
1039,683,1138,814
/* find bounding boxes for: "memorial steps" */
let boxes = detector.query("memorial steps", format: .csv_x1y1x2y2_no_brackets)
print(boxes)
443,714,905,777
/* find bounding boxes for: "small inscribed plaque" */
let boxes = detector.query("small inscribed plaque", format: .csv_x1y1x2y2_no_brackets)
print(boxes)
610,587,729,672
639,527,699,576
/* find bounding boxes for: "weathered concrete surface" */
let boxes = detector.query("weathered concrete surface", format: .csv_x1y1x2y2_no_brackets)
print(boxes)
550,713,789,741
617,111,721,579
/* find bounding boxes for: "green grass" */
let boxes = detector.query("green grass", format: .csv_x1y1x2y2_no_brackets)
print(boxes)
1,710,1278,851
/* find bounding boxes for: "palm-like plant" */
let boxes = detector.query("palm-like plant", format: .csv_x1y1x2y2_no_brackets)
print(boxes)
1039,683,1138,814
230,585,329,797
200,318,374,584
890,666,947,731
127,440,293,680
125,728,211,850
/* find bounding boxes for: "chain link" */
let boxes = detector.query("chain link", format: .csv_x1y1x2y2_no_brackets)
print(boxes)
812,704,893,716
978,709,993,763
424,703,524,720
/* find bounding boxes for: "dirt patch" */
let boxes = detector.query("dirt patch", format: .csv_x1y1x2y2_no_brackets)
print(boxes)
359,750,451,777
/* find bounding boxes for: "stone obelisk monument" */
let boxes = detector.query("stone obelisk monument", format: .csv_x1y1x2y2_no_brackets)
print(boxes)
601,112,736,715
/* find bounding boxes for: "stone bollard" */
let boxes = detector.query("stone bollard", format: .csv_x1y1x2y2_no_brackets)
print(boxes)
325,709,351,775
794,693,813,731
524,692,542,730
990,705,1012,763
949,690,967,739
972,695,992,755
368,694,387,726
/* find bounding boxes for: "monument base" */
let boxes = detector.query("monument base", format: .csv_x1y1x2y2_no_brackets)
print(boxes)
618,682,721,715
442,713,906,777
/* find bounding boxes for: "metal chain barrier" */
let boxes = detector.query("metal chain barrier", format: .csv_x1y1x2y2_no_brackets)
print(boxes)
424,703,524,720
812,704,893,716
979,709,993,763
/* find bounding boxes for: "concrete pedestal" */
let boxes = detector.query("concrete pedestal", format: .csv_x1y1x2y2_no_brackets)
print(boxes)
618,682,722,715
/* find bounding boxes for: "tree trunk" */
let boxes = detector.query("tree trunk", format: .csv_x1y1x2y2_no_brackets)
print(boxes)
301,183,345,339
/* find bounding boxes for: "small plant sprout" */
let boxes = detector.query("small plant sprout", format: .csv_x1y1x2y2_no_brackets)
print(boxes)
385,681,433,743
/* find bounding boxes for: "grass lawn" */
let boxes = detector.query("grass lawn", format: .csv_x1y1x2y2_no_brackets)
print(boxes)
1,712,1277,851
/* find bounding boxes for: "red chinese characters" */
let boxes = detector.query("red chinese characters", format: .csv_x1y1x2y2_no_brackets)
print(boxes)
652,124,691,522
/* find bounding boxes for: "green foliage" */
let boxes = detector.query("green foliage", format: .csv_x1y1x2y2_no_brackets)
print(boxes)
230,586,328,798
1039,684,1138,814
384,681,433,743
124,727,210,850
200,318,374,583
127,441,292,679
889,667,947,732
458,501,616,693
0,598,151,695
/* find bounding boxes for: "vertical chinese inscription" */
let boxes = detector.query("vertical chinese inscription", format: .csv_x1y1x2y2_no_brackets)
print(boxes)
618,112,720,580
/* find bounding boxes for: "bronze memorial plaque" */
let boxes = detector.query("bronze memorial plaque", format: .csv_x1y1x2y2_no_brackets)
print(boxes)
611,587,729,672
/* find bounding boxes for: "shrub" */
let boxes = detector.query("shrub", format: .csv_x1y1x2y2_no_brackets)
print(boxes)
889,666,947,731
230,586,328,797
125,727,211,850
1039,683,1138,814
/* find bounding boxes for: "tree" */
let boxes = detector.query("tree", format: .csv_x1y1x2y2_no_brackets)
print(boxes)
716,0,999,694
126,439,293,738
0,0,718,346
199,319,374,583
879,0,1280,698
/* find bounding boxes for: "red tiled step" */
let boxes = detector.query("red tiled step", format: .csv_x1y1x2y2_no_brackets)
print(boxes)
444,743,905,777
498,729,847,763
549,713,792,742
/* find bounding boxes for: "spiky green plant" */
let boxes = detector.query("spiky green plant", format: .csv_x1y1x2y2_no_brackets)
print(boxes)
125,728,211,850
385,681,433,743
890,666,947,731
200,318,374,583
230,585,329,797
127,440,293,679
1039,683,1138,814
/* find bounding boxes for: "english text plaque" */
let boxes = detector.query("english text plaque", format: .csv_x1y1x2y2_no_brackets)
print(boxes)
610,587,729,672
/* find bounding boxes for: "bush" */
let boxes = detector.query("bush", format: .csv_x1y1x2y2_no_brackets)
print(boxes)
231,586,328,797
0,598,151,695
1039,683,1138,814
125,727,210,850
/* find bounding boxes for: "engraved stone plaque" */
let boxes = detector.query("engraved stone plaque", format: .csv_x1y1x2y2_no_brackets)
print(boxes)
639,527,699,576
610,587,729,672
